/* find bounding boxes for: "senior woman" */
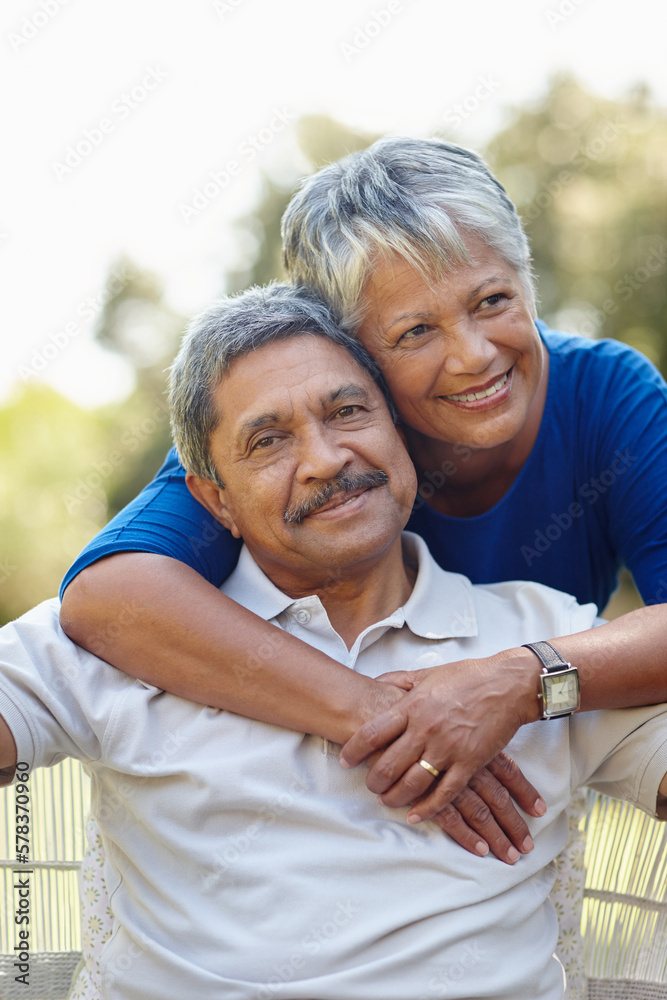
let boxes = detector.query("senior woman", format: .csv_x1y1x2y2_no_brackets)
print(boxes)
61,139,667,991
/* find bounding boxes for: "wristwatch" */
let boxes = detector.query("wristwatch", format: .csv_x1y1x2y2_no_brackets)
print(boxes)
522,641,580,720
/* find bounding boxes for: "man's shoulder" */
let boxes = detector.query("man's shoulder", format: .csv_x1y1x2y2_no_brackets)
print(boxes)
2,598,63,644
0,597,131,697
406,534,598,645
471,577,596,636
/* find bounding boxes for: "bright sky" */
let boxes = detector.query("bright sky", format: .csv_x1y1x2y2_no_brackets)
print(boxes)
2,0,665,407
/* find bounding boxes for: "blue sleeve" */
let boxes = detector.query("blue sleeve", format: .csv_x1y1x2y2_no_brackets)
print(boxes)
583,341,667,607
59,448,242,597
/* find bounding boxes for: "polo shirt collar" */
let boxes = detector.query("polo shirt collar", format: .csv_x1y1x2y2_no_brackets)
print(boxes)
221,532,479,641
397,533,478,639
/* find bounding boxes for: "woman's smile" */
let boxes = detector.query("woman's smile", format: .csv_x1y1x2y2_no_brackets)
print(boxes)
441,367,512,407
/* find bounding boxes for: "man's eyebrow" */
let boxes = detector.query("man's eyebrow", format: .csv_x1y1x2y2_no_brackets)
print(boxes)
233,411,281,448
328,383,374,405
240,411,280,432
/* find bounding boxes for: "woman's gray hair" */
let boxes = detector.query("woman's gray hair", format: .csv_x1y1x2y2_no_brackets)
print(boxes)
281,136,536,331
169,281,397,486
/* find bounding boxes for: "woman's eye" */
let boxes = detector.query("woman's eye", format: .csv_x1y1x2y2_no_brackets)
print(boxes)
397,324,427,343
335,405,361,418
479,293,507,309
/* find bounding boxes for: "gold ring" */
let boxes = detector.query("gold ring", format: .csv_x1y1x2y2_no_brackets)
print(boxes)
418,758,440,777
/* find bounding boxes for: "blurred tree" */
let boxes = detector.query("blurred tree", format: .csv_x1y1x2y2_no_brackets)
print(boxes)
481,74,667,375
226,114,381,293
90,255,185,514
0,385,109,621
0,259,184,623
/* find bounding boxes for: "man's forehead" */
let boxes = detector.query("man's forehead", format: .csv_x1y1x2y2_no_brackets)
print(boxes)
216,336,382,426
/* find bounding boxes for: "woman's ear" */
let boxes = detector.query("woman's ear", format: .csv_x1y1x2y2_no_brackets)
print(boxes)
185,472,241,538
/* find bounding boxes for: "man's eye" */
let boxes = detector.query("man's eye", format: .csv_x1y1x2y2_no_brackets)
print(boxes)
335,405,361,418
252,435,278,450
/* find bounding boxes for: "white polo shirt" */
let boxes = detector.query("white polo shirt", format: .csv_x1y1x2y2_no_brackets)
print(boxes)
1,533,666,1000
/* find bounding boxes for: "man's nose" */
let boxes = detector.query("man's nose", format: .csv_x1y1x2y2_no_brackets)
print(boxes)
294,426,355,484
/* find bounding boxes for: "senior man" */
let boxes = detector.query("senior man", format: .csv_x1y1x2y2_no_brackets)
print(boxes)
1,282,667,1000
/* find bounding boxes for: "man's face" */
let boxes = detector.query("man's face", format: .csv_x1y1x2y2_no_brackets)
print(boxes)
187,335,417,595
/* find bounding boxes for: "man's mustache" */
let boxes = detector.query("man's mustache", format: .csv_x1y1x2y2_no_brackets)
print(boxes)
284,470,389,524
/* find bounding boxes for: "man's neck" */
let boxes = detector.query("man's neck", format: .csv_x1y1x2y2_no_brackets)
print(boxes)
254,537,416,649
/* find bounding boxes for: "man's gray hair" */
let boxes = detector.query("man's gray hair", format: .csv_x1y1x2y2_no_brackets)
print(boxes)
281,136,536,331
169,282,397,486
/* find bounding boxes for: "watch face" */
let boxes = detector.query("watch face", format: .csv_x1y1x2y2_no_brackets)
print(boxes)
542,669,580,717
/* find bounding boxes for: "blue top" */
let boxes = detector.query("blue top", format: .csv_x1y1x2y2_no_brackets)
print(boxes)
61,323,667,612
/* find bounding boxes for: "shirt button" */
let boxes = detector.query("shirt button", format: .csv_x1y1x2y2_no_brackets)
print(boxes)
295,609,311,624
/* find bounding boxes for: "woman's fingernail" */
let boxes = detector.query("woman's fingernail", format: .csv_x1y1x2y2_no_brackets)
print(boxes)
407,813,421,825
507,846,520,864
476,841,489,856
534,797,547,816
522,835,534,853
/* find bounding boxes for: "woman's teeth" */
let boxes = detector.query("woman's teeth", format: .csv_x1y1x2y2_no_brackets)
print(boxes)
446,372,508,403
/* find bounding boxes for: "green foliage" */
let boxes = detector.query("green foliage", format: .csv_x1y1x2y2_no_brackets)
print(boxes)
484,75,667,375
2,79,664,621
0,261,183,624
0,385,108,620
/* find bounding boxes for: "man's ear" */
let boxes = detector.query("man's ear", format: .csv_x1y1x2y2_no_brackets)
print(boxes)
185,472,242,538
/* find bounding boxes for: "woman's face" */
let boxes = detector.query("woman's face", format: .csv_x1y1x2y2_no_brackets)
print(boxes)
356,238,545,453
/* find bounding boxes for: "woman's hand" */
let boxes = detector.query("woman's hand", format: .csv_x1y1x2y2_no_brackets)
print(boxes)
341,649,544,830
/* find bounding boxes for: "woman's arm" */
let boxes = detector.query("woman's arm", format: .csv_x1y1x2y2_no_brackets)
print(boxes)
342,603,667,821
60,550,545,864
60,552,401,741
